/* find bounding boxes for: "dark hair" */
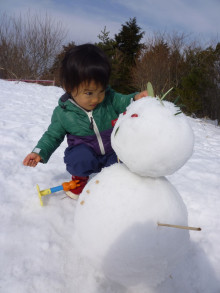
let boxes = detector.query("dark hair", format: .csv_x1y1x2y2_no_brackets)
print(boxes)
60,44,111,93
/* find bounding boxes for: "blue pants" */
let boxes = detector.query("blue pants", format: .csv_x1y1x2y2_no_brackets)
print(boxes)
64,144,118,177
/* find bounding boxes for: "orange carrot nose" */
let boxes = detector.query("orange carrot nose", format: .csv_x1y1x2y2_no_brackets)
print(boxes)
62,180,80,191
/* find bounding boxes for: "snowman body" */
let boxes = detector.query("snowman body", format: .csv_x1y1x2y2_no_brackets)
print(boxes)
73,97,194,288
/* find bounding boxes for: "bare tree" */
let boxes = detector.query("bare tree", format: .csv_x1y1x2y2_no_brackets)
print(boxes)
0,11,66,80
131,31,189,95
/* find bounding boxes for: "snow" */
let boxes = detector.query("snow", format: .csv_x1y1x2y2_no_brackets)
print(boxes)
0,79,220,292
111,97,194,177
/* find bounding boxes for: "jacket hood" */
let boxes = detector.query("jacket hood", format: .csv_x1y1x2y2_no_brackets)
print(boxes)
58,93,74,110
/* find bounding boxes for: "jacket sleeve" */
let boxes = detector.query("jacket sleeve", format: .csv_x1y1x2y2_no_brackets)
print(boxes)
32,107,66,163
111,88,139,114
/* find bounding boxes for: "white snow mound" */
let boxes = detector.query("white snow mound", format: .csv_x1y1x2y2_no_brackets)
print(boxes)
111,97,194,177
73,164,190,288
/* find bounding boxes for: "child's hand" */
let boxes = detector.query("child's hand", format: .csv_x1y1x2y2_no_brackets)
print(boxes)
23,153,41,167
134,90,148,101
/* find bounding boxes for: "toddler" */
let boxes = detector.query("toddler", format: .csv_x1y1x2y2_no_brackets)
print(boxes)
23,44,147,199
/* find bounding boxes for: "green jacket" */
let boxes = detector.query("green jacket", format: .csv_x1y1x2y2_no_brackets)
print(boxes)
32,86,137,163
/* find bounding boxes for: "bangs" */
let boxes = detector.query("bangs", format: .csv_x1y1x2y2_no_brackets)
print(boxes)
81,63,110,89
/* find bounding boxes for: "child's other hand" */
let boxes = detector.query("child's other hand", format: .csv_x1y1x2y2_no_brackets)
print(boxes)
23,153,41,167
134,90,148,101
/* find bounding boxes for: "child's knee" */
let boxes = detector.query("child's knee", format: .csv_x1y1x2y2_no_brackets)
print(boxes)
64,144,101,176
64,144,94,161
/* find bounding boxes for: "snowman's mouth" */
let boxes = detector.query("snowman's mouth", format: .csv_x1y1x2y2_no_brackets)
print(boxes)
114,126,120,137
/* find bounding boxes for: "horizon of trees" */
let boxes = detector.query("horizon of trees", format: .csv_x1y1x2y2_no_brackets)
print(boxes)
0,12,220,122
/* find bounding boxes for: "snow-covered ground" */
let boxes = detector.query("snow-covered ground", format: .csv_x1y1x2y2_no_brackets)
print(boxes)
0,79,220,293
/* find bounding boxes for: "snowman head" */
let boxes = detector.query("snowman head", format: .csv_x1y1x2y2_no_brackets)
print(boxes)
111,97,194,177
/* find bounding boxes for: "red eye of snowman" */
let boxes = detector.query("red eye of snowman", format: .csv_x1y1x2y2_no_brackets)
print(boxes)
131,114,138,118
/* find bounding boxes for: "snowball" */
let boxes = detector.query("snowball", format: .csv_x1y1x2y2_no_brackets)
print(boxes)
111,97,194,177
73,164,190,288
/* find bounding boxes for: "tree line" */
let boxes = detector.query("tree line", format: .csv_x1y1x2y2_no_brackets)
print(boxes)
0,12,219,122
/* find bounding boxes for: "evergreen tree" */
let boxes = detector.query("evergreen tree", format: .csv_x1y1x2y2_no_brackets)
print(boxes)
95,27,123,90
114,17,144,93
115,17,144,66
176,45,220,120
96,26,115,58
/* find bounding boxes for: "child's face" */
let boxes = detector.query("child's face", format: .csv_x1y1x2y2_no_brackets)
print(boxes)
71,80,105,111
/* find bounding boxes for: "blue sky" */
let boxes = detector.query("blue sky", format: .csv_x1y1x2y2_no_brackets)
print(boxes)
0,0,220,45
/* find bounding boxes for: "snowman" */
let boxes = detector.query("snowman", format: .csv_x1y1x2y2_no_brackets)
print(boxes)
73,92,195,289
